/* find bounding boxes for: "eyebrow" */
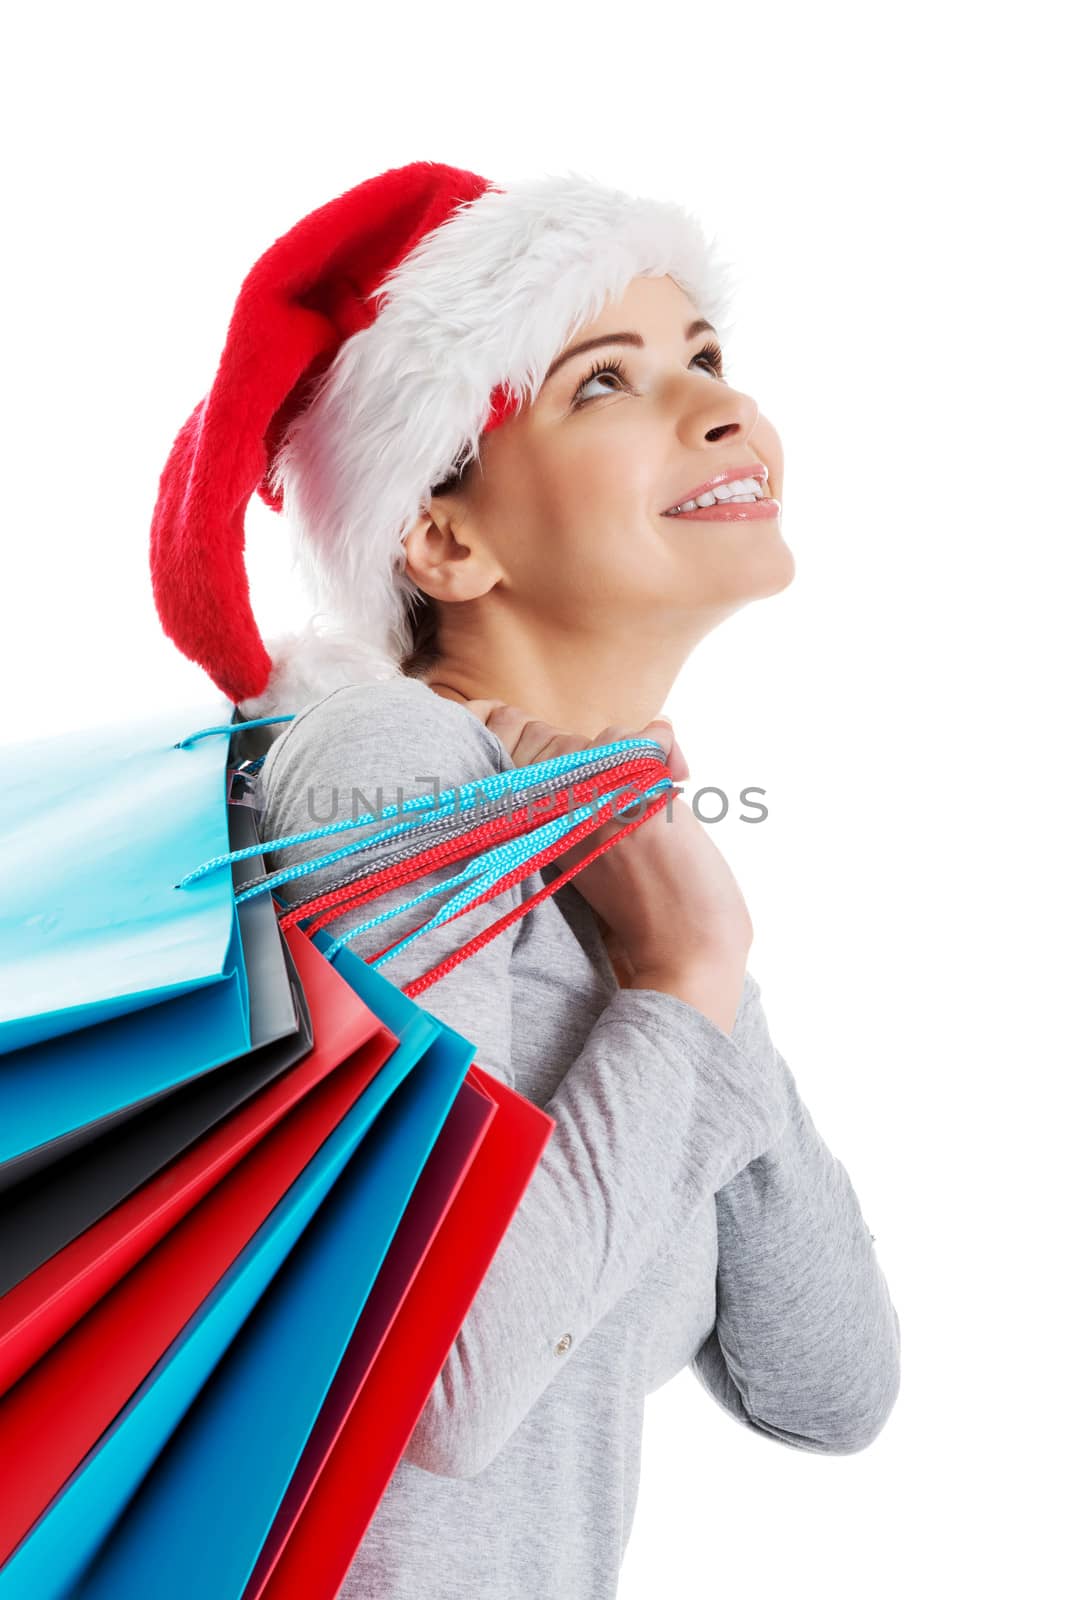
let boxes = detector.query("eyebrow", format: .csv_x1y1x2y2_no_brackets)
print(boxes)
543,318,716,385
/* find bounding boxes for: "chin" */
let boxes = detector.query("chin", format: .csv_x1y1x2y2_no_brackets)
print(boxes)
754,536,796,597
707,536,796,607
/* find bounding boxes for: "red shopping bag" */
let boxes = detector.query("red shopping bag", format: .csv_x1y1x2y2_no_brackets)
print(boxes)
246,1061,554,1600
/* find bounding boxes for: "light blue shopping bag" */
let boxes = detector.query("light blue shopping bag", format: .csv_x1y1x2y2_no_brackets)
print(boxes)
0,700,304,1191
0,694,245,1054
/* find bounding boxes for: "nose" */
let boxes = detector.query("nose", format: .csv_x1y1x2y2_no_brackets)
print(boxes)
677,376,761,450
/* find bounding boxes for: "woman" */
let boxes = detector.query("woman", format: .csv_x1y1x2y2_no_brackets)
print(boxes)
151,163,901,1599
396,264,791,1029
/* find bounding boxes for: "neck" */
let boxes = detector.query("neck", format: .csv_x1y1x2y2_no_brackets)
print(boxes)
417,613,706,737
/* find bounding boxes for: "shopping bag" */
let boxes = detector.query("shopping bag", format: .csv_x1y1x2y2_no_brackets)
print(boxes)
247,1053,553,1598
14,932,552,1600
69,966,481,1599
0,921,395,1393
0,805,313,1292
0,949,443,1594
0,716,670,1600
247,1068,502,1593
243,1074,496,1599
0,695,247,1053
0,930,434,1569
0,780,310,1195
0,930,307,1295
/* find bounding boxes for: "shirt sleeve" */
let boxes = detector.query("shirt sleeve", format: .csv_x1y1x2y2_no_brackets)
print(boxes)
256,687,803,1478
689,973,902,1454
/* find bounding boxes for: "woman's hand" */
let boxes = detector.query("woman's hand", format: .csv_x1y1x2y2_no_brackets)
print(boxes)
464,701,754,997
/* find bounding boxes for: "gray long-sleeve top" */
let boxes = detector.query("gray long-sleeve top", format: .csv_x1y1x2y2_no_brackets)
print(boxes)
256,675,901,1599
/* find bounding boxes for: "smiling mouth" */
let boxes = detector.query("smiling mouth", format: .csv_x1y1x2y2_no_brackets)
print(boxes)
663,497,781,522
661,479,781,524
661,466,780,520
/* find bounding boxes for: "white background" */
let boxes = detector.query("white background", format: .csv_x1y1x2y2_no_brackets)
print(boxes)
2,1,1064,1593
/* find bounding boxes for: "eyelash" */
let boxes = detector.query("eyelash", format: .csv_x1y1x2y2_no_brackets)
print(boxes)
570,341,725,408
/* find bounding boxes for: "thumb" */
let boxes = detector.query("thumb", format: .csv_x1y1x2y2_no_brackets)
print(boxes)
642,717,690,783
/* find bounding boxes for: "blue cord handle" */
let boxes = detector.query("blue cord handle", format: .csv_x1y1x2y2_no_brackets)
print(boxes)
318,773,675,967
178,735,670,900
173,713,295,750
173,722,674,969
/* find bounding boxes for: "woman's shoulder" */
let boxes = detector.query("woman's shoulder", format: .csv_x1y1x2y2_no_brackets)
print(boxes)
259,676,505,800
253,677,527,1045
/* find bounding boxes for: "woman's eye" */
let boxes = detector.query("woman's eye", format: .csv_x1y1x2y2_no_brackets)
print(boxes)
571,359,626,407
571,343,724,409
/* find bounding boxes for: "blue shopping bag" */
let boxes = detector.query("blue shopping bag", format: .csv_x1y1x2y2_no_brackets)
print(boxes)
0,694,246,1054
74,996,476,1598
0,707,304,1192
0,954,443,1600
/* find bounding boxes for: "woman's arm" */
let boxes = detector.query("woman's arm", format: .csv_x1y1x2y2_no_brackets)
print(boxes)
406,979,790,1477
689,974,902,1454
447,697,902,1455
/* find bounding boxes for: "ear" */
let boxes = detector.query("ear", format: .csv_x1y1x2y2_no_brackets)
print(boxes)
402,498,502,604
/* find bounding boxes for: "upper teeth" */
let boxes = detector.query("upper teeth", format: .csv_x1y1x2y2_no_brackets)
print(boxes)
666,476,764,513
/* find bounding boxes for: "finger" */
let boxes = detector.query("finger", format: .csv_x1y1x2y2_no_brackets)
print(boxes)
511,718,585,769
481,703,533,756
460,697,509,725
481,704,581,767
639,717,689,782
592,719,678,774
591,719,689,784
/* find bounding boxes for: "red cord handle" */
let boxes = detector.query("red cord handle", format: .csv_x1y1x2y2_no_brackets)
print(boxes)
278,751,665,939
277,751,676,995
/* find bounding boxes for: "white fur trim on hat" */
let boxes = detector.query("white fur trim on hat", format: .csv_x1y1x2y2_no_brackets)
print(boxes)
240,170,736,721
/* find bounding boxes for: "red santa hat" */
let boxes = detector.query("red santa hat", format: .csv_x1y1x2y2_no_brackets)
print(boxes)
149,160,735,719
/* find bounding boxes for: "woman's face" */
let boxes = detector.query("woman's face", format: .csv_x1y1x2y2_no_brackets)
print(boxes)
422,272,793,646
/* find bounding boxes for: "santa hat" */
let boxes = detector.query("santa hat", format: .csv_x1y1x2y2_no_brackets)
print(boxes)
149,160,736,720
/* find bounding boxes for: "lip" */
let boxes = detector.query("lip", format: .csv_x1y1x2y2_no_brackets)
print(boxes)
662,497,781,523
660,461,770,515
